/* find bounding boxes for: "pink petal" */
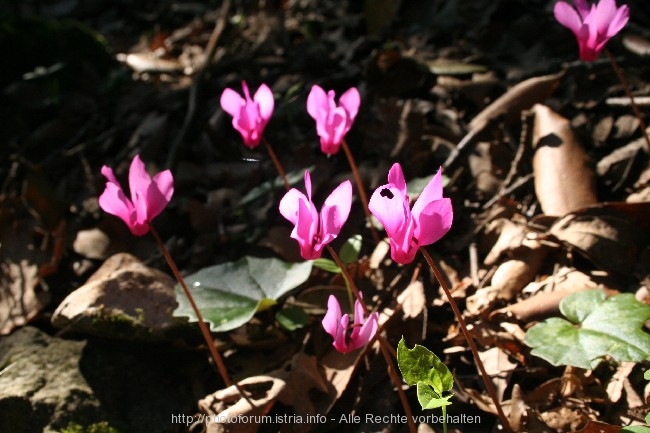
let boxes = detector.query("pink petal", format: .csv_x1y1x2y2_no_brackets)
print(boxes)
254,83,275,123
319,107,348,154
607,4,629,37
352,297,366,328
128,155,153,225
554,1,583,34
98,181,134,227
350,311,378,351
591,0,618,36
574,0,591,18
368,184,410,240
279,188,308,225
304,171,313,202
306,85,328,124
293,196,319,260
333,313,350,353
152,170,174,203
387,216,418,264
414,197,453,246
100,165,119,184
322,295,343,337
220,88,244,118
146,169,174,220
338,87,361,123
411,169,444,219
387,163,407,196
319,180,352,246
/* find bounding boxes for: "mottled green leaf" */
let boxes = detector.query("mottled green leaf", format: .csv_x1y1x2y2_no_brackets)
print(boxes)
174,257,312,332
525,291,650,369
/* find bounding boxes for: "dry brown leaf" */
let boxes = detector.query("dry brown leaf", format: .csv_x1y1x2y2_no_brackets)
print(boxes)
483,218,528,266
532,104,598,216
478,347,518,401
569,420,622,433
606,362,637,404
539,406,589,432
549,202,650,275
491,238,549,301
469,73,563,131
318,346,366,414
397,280,426,319
492,270,603,323
0,203,54,335
199,374,287,433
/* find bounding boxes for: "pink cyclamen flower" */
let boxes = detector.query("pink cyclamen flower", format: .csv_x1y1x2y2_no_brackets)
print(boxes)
322,293,378,354
98,155,174,236
220,81,274,148
306,85,360,155
368,163,453,265
554,0,629,61
279,171,352,260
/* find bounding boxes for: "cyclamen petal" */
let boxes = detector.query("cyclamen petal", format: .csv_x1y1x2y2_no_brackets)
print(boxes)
307,85,360,155
554,0,629,61
98,155,174,236
368,163,453,265
220,81,274,148
279,171,352,260
322,294,378,354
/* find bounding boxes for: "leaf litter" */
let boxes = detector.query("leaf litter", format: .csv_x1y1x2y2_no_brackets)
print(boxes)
1,0,650,432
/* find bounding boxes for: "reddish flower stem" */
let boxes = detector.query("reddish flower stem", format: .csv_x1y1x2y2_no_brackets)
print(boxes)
341,139,380,244
605,48,650,152
325,245,416,433
150,227,234,386
419,248,513,433
262,137,290,191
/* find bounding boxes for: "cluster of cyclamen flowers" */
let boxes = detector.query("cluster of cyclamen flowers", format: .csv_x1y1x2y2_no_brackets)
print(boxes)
98,0,629,355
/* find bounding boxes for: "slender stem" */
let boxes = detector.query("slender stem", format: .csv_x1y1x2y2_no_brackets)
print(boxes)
419,248,513,433
340,139,380,244
150,227,233,387
605,49,650,152
326,244,415,433
378,337,417,433
326,245,363,308
262,137,290,191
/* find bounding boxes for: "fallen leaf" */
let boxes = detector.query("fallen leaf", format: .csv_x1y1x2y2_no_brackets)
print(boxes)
397,280,426,319
491,238,549,301
532,104,598,216
469,72,564,131
549,202,650,275
570,420,622,433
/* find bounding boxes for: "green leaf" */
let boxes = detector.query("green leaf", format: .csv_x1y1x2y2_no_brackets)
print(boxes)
620,427,650,433
645,370,650,381
312,258,341,273
276,307,308,331
339,235,362,264
397,337,453,395
417,382,454,410
524,291,650,369
174,257,312,332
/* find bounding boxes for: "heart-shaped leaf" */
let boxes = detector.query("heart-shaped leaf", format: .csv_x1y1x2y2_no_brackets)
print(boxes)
174,257,312,332
397,337,453,396
524,290,650,369
417,382,454,410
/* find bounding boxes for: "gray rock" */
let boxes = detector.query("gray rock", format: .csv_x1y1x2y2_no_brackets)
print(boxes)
0,327,103,433
0,326,216,433
52,253,183,340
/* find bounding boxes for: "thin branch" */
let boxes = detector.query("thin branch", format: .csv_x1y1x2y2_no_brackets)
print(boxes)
420,247,513,433
166,0,232,169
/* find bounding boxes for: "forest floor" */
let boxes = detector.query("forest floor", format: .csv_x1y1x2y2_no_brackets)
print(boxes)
0,1,649,433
